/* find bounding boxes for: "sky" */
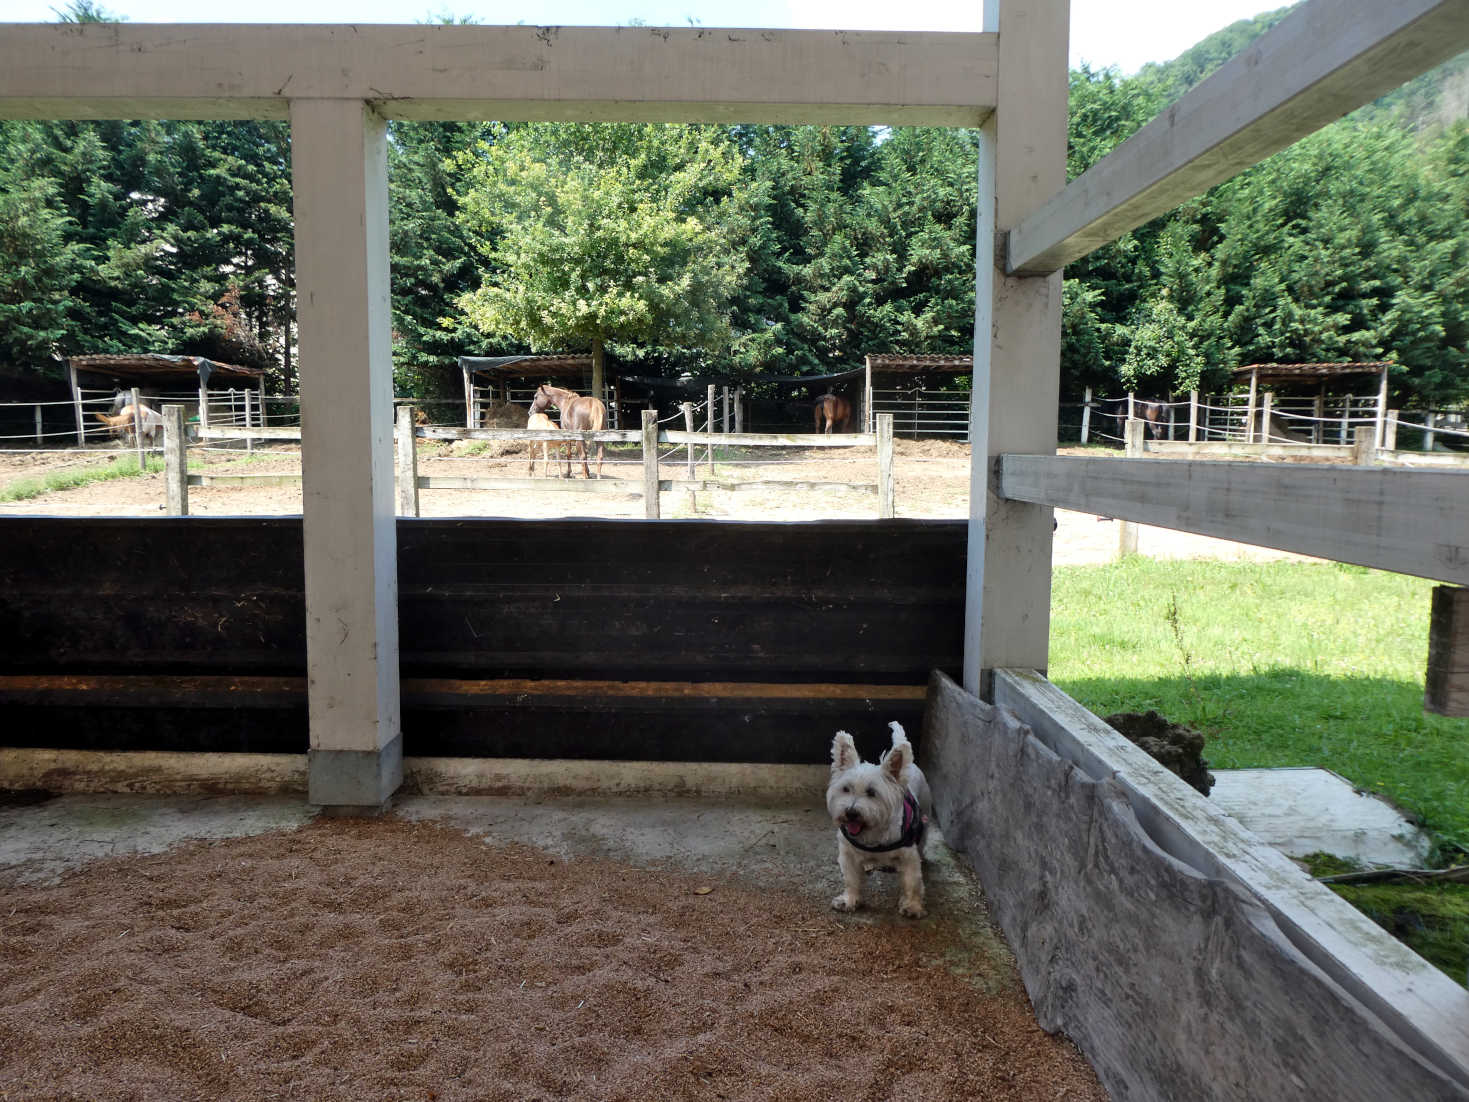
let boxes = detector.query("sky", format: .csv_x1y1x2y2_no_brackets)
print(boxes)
0,0,1282,76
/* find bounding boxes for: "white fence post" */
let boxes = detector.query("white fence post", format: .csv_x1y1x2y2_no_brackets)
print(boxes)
706,383,716,473
34,404,42,446
164,404,188,516
1080,386,1092,444
642,409,660,519
734,386,744,434
877,412,895,519
682,401,695,481
1384,409,1399,453
396,405,419,517
131,386,146,471
1118,418,1145,558
1188,390,1199,443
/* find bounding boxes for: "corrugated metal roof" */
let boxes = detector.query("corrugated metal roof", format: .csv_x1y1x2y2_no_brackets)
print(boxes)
68,353,264,383
865,354,972,372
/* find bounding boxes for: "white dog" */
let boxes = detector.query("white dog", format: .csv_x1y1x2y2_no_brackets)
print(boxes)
826,721,932,919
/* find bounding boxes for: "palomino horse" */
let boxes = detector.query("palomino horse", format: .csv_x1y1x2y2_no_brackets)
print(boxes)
94,403,163,445
814,393,852,435
530,384,606,478
525,410,558,477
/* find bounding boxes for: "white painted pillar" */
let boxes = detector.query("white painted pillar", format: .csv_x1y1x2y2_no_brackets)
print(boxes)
290,97,401,811
1080,386,1092,444
68,360,85,445
964,0,1068,699
1375,366,1390,449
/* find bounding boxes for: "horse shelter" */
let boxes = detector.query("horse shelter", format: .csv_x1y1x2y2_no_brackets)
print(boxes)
64,352,268,445
2,4,1469,1100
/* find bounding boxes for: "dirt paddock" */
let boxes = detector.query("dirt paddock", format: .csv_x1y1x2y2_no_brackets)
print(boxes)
0,795,1108,1101
0,437,1317,567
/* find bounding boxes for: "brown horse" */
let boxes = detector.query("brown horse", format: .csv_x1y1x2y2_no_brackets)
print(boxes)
814,393,852,435
94,403,163,445
530,384,606,478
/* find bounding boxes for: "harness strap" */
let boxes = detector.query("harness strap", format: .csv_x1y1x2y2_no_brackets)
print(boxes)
840,793,925,853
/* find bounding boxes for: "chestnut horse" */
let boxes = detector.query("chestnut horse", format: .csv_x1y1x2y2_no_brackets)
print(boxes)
814,393,852,435
530,384,606,478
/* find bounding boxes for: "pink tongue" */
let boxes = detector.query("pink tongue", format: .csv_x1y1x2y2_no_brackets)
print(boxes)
843,821,863,836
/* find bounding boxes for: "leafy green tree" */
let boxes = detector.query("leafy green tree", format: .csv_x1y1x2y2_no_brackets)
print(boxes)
1121,292,1205,394
453,123,746,400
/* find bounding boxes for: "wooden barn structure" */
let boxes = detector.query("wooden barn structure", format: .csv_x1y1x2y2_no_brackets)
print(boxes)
3,4,1468,1099
458,353,596,426
863,353,973,438
65,352,266,445
1232,360,1395,446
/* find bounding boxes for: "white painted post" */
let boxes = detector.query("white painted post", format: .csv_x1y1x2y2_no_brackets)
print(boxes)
682,402,695,481
1188,390,1199,443
34,405,42,446
877,412,895,519
642,409,660,519
734,387,744,434
395,406,419,518
1118,419,1144,558
1245,369,1259,444
1167,400,1177,441
1375,366,1390,449
965,0,1068,698
164,404,188,516
1261,391,1274,444
1080,386,1092,444
1126,391,1135,424
244,388,254,455
1384,409,1399,453
462,363,473,429
291,97,401,812
1339,397,1351,446
197,377,210,436
68,360,85,445
1424,411,1437,453
131,386,145,472
705,384,716,474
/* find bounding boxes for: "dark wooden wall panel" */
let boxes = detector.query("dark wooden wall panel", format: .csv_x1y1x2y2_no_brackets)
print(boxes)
0,517,964,761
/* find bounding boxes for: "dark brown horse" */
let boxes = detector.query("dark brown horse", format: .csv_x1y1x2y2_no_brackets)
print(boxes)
530,384,606,478
814,393,852,435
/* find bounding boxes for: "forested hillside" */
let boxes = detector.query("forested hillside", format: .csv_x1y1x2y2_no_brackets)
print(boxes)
1,4,1465,406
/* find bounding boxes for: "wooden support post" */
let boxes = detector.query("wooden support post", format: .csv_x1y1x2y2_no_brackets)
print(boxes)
1314,386,1326,445
1425,585,1469,716
612,379,621,430
163,404,188,516
734,387,744,434
68,359,85,446
1424,411,1437,453
1126,391,1135,424
1353,425,1375,467
706,384,716,473
131,386,146,472
877,412,895,519
395,406,419,518
1384,409,1399,453
291,97,401,812
641,409,660,519
1188,390,1199,443
964,0,1067,699
1261,391,1274,444
244,388,255,454
197,377,210,435
1245,369,1259,444
722,385,730,434
258,378,268,427
1339,397,1351,446
1080,386,1092,444
1375,366,1390,449
462,363,473,429
34,405,42,446
1118,419,1145,559
682,402,695,481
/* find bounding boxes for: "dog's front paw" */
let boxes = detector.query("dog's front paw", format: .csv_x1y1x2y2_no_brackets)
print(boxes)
898,899,926,919
831,893,860,913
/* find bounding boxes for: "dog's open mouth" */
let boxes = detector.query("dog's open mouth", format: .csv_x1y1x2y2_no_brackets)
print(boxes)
841,819,865,837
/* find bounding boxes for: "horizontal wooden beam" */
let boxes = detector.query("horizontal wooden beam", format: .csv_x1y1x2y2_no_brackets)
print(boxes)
997,454,1469,584
0,23,996,125
1006,0,1469,274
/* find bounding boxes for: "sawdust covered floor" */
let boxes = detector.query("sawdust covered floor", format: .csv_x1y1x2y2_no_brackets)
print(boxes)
0,797,1106,1101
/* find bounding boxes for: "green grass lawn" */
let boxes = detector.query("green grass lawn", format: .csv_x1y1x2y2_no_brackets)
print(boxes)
0,453,167,503
1050,557,1469,983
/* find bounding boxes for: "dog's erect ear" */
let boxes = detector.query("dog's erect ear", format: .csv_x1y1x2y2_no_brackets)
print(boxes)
883,736,911,779
831,731,860,774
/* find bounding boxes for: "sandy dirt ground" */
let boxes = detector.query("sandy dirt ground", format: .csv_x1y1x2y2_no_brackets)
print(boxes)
0,437,1315,567
0,795,1109,1102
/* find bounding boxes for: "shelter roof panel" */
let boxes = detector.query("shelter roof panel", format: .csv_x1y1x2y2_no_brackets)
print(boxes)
1233,362,1392,383
460,354,593,379
865,354,973,373
68,353,264,384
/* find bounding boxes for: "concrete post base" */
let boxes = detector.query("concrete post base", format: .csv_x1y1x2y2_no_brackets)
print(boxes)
308,734,403,813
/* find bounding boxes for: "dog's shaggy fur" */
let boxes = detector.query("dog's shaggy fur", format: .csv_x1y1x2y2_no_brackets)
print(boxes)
826,721,932,918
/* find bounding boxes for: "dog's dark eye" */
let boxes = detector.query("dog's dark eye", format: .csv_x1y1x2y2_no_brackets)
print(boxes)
865,785,876,797
841,784,850,793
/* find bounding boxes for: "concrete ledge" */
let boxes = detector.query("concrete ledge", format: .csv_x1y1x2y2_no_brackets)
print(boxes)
923,668,1469,1101
0,748,826,802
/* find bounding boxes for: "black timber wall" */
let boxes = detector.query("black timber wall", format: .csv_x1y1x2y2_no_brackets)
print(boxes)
0,517,965,763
